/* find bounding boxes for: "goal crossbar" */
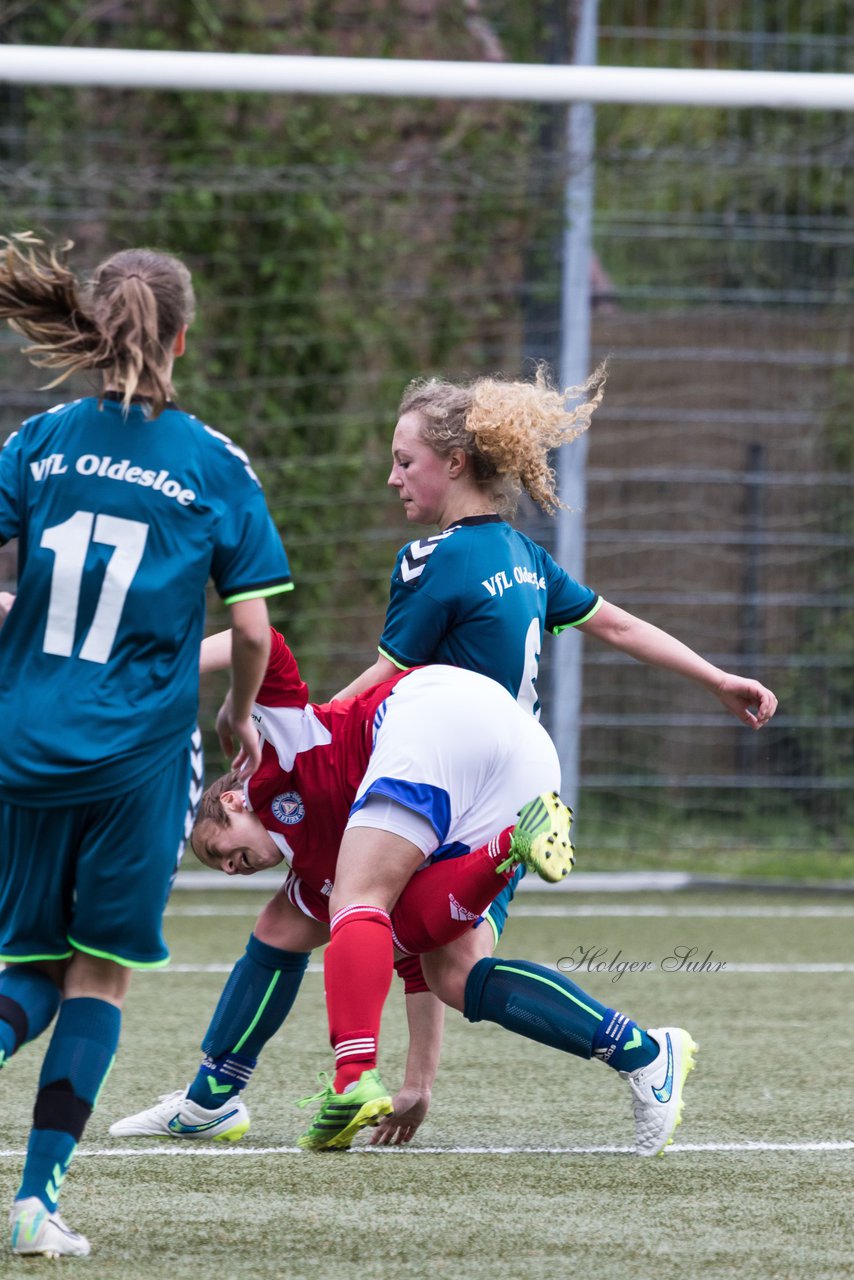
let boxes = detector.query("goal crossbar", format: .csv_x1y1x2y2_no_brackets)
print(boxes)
1,45,853,110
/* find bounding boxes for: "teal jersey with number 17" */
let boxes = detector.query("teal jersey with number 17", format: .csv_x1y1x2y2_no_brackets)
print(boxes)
0,395,292,804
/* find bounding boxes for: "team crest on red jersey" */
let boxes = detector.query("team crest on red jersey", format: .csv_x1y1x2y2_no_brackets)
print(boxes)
271,791,305,825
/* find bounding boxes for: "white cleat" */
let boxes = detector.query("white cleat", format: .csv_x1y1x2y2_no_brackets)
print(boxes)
10,1196,91,1258
622,1026,698,1156
108,1088,250,1141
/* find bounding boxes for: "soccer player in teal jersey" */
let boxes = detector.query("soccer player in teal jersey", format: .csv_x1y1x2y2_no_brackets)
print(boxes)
325,366,777,1145
0,233,292,1258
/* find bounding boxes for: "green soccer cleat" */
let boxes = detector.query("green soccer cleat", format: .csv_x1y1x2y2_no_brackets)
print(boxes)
296,1069,393,1151
497,791,576,883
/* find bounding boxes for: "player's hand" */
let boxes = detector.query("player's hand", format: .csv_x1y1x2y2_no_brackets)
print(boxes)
714,674,778,729
228,714,262,779
0,591,15,625
370,1086,430,1146
216,690,261,778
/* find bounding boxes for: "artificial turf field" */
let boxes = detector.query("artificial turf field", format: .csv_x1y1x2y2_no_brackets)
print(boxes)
1,888,852,1279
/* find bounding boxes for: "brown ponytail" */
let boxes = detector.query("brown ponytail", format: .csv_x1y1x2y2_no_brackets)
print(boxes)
0,232,195,416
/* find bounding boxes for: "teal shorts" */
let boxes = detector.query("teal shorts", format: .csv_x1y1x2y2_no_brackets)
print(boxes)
0,736,200,969
480,865,524,948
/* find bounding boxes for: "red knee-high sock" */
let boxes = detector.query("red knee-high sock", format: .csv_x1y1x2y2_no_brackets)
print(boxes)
390,828,515,956
325,905,394,1093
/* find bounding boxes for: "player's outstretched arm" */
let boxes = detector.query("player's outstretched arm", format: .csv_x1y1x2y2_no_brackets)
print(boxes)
579,600,777,729
333,653,404,702
370,989,445,1146
200,628,232,675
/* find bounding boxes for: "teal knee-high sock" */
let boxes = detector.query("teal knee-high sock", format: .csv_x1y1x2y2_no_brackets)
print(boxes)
187,934,310,1108
463,958,658,1072
0,967,61,1066
17,997,121,1210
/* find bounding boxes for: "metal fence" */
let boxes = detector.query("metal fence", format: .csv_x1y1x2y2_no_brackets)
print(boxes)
1,3,851,863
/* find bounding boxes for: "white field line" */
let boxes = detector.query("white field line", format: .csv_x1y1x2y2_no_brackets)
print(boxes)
159,962,854,975
165,903,854,919
1,1141,850,1159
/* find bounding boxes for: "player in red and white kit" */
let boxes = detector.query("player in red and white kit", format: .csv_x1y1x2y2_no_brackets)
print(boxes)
202,629,573,1154
111,624,571,1140
111,626,572,1147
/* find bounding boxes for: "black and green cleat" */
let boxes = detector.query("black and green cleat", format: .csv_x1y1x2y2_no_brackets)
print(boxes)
296,1068,393,1152
497,791,575,883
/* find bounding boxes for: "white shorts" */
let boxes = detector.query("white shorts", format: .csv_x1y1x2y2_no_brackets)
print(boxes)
346,665,560,857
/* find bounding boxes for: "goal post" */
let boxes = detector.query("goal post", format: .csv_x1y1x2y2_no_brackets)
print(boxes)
1,45,853,110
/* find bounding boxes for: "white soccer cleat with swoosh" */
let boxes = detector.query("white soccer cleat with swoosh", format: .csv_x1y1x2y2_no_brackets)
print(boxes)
622,1026,698,1156
108,1088,250,1141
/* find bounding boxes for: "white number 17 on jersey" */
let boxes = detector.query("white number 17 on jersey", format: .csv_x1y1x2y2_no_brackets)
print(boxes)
40,510,149,664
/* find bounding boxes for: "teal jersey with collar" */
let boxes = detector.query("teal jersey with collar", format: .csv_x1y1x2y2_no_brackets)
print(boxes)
378,515,600,716
0,395,292,804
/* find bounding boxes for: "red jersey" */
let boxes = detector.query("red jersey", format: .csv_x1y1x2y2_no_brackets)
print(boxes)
245,629,409,900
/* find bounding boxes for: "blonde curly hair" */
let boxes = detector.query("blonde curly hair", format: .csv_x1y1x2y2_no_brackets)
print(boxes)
398,362,606,515
0,231,195,417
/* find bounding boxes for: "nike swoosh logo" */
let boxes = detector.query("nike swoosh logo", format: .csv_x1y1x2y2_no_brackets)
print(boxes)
167,1109,237,1134
652,1033,674,1103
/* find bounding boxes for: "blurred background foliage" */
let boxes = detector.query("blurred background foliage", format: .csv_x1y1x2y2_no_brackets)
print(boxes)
1,2,852,867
